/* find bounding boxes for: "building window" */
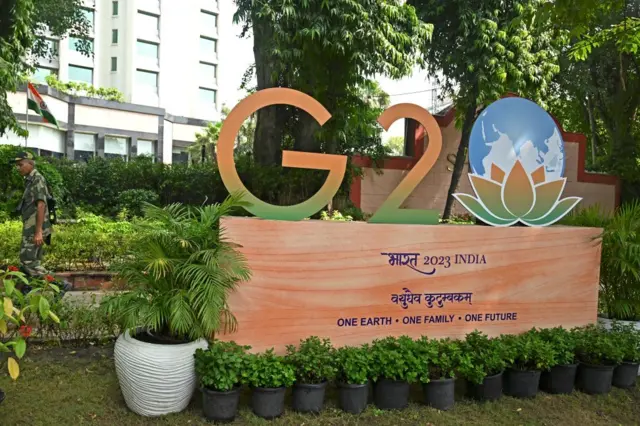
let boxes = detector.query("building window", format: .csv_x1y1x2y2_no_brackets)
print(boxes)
82,8,95,29
201,10,218,30
111,57,117,72
199,62,217,84
199,87,216,105
136,69,158,92
74,133,96,162
137,11,159,38
172,148,189,164
112,1,119,15
105,136,129,160
137,139,155,157
69,37,94,53
32,67,57,84
136,40,159,60
199,37,217,56
68,65,93,83
112,29,118,44
42,38,59,58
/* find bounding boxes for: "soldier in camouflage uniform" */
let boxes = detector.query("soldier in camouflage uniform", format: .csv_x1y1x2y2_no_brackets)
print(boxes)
13,151,53,278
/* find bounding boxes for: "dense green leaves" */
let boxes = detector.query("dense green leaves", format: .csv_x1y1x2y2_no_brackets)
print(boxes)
414,336,464,382
98,193,252,341
501,329,555,371
369,336,421,383
194,340,251,392
334,344,371,385
574,324,625,366
537,327,578,366
610,321,640,363
458,331,507,384
285,336,337,384
242,349,296,389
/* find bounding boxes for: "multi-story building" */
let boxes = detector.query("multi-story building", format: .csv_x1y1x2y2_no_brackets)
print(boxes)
2,0,225,164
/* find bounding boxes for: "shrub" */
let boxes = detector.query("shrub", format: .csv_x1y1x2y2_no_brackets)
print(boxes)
501,329,555,371
242,349,296,389
334,344,371,385
285,336,336,384
117,189,160,218
194,340,250,392
458,331,506,384
537,326,577,366
573,324,625,366
415,336,463,382
609,321,640,363
369,336,420,383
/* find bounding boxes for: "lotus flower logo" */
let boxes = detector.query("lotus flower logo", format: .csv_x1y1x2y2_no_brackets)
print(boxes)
454,160,581,227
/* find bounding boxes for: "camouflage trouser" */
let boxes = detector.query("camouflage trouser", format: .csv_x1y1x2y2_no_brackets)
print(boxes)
19,232,49,278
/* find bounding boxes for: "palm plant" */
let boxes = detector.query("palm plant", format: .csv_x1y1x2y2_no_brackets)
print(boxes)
562,202,640,320
100,192,251,341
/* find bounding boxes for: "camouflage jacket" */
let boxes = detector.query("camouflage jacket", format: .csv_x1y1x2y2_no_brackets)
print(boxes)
19,169,52,237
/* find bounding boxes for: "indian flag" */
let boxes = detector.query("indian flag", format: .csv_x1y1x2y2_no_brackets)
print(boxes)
27,82,59,128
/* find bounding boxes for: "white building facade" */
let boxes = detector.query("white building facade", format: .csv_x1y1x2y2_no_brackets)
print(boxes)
3,0,228,164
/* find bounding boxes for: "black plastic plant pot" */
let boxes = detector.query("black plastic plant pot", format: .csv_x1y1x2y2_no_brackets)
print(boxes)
422,377,455,411
577,363,615,395
612,362,640,389
251,387,287,420
202,386,241,424
338,382,369,414
540,364,578,395
504,369,541,398
373,378,410,410
467,371,503,401
291,381,327,414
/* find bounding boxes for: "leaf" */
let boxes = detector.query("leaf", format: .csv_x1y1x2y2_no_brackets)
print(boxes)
0,319,6,334
3,280,15,296
48,311,60,324
3,297,13,316
39,297,51,318
8,357,19,380
15,339,26,359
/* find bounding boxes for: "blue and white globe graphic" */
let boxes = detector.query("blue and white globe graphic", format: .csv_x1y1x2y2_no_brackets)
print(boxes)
469,97,565,181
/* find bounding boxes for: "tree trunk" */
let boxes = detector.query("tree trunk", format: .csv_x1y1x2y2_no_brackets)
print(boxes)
293,111,321,152
442,97,478,221
251,17,284,166
585,95,598,164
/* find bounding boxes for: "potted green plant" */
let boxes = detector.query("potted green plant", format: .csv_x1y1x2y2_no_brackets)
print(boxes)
285,336,336,413
609,321,640,389
334,344,372,414
458,330,506,401
100,194,252,417
538,327,578,394
574,324,625,394
194,340,250,423
242,348,296,419
501,329,554,398
415,336,461,411
369,336,420,410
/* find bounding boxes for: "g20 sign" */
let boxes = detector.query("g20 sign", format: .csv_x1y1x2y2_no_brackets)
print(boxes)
218,88,581,227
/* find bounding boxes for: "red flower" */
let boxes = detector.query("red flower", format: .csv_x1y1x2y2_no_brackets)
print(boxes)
8,266,18,272
44,275,55,282
19,325,32,338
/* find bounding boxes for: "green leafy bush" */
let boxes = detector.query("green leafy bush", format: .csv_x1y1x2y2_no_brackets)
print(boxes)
285,336,336,384
117,189,160,218
501,329,555,371
415,336,463,382
334,344,371,385
242,349,296,389
194,340,250,392
458,331,506,385
562,202,640,321
369,336,420,383
574,324,625,366
609,322,640,363
537,326,577,366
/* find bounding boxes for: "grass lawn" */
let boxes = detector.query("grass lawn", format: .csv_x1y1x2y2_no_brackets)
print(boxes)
1,344,639,425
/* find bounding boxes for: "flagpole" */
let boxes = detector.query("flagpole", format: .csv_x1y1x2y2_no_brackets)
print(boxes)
25,83,29,148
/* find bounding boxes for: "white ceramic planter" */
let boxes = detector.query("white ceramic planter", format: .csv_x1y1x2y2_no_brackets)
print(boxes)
114,329,209,417
598,316,640,376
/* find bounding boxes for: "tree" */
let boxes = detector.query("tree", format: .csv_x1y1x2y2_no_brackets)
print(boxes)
233,0,432,166
409,0,564,220
0,0,91,137
385,136,405,156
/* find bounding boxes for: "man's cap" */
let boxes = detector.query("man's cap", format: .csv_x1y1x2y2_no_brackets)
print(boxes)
11,151,34,163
